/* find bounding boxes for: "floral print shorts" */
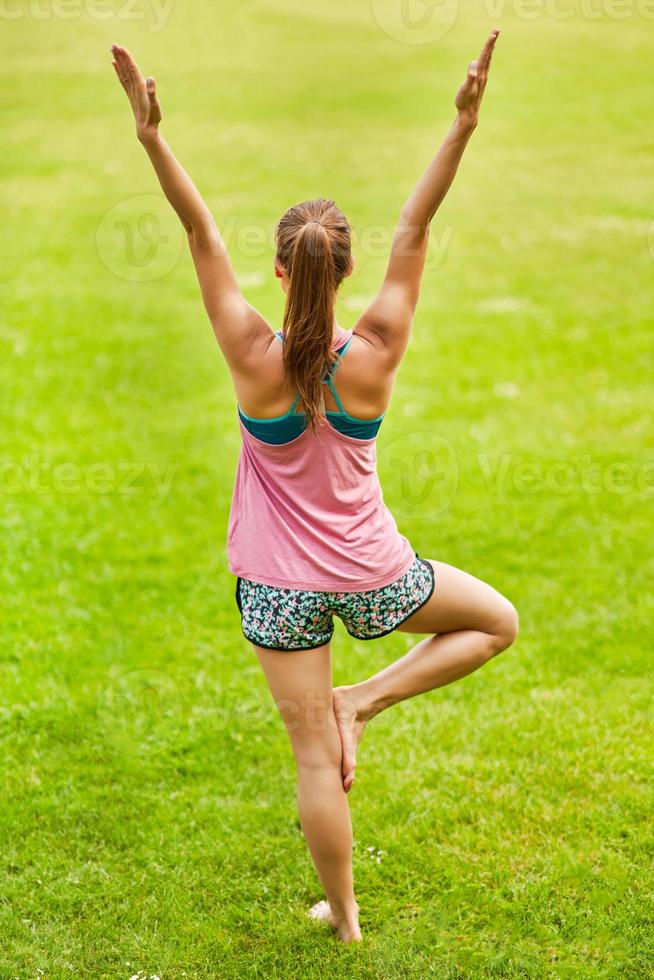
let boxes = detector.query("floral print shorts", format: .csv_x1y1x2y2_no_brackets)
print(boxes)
235,556,435,651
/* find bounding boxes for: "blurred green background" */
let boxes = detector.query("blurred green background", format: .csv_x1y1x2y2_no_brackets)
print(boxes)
1,0,652,976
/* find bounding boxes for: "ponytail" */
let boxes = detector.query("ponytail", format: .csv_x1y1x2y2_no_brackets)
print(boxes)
282,222,336,432
276,199,352,434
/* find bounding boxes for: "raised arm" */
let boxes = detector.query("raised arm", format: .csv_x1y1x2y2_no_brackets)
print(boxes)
110,45,271,369
356,30,500,363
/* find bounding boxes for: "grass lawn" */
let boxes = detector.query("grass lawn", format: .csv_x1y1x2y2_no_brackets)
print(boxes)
1,0,652,976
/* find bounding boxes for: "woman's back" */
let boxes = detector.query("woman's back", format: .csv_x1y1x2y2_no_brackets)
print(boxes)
233,320,400,426
228,327,414,591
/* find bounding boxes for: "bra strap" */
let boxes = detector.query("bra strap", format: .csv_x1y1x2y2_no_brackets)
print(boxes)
324,378,346,415
323,334,353,415
278,330,353,415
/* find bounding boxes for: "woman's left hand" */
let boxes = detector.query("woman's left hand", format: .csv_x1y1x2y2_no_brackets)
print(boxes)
455,29,500,129
111,44,162,142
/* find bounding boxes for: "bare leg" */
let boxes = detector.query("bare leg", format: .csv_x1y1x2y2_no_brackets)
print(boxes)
254,642,361,943
333,560,519,790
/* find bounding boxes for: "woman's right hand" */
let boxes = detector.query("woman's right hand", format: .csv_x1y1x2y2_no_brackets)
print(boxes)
455,30,500,129
111,44,162,142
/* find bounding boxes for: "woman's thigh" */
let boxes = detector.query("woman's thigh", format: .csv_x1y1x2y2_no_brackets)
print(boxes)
254,643,341,767
398,560,517,637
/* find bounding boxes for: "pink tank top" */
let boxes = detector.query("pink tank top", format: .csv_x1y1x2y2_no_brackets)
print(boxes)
227,328,415,592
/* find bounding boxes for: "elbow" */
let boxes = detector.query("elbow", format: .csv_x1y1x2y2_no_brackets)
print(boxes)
399,204,416,226
187,218,223,252
398,207,430,240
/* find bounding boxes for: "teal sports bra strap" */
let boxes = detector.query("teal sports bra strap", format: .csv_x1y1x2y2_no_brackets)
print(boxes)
324,335,353,415
334,335,354,362
325,377,346,414
275,330,354,416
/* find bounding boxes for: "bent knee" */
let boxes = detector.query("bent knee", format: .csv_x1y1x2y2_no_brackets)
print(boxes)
488,598,519,655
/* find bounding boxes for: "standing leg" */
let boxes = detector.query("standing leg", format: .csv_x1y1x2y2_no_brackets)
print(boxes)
254,642,361,943
334,560,519,790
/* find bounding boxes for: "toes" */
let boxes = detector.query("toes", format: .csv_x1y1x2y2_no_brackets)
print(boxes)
340,735,356,778
342,755,355,782
307,900,331,921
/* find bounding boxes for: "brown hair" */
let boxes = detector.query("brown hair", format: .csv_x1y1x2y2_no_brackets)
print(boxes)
275,198,352,432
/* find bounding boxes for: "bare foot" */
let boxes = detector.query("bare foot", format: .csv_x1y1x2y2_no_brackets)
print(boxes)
307,899,362,943
333,686,369,793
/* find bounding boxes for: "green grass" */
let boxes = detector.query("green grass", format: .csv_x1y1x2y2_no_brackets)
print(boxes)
1,1,653,976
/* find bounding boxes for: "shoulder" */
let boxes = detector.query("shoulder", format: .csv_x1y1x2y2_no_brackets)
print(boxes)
217,301,278,372
227,315,288,413
331,331,398,412
351,284,416,369
350,318,407,374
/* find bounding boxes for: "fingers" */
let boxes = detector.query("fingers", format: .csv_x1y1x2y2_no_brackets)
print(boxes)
111,44,145,88
457,29,499,113
145,76,163,123
464,29,499,86
111,58,132,98
111,44,129,78
478,29,500,79
111,47,133,90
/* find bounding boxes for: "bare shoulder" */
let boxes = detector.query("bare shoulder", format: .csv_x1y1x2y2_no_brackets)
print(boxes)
352,303,411,371
333,330,399,415
228,314,288,415
352,288,414,371
216,300,277,371
229,319,403,419
346,329,391,369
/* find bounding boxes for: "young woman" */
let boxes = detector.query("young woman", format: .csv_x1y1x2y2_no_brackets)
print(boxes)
112,29,517,944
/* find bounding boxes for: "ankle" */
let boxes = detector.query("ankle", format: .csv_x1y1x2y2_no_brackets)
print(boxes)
330,899,359,924
346,682,392,723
